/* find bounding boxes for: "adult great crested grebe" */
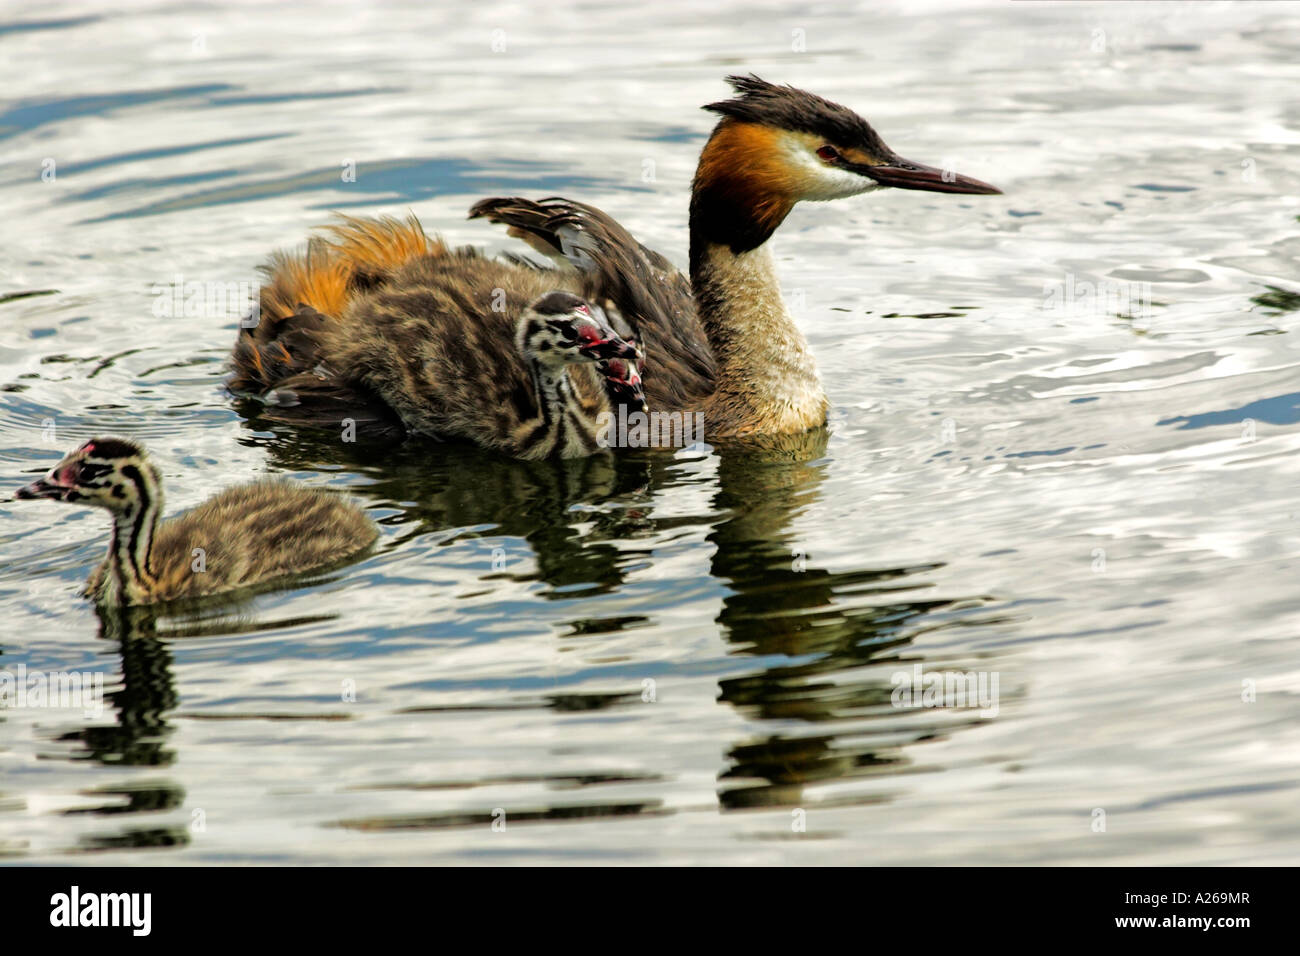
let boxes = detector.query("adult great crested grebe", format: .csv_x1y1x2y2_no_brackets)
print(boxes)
16,438,377,605
228,75,999,448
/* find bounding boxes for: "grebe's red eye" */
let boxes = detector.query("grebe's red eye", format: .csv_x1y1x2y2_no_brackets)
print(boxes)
816,145,839,162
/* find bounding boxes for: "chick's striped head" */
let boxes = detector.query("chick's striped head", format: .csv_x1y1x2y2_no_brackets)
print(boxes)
516,291,641,367
16,438,159,513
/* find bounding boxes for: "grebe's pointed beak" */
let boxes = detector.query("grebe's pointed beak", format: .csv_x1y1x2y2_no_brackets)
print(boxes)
865,157,1001,195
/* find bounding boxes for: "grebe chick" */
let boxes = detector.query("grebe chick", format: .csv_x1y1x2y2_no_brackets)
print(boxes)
16,438,377,606
508,291,640,459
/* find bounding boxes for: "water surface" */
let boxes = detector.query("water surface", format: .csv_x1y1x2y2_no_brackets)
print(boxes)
2,0,1299,864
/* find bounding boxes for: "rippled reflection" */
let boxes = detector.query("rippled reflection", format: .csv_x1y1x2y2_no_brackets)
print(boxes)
704,431,988,809
43,595,352,852
59,606,179,768
252,424,657,597
248,421,997,820
43,606,192,851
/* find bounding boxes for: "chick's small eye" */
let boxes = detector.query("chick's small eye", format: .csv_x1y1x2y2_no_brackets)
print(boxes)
816,145,839,162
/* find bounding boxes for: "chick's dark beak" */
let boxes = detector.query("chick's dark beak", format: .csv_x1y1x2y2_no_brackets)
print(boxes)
865,157,1001,195
16,476,67,501
582,338,640,361
624,378,648,415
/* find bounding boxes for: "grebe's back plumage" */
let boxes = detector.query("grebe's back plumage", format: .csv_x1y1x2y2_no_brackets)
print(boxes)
467,196,715,414
229,75,999,445
233,247,640,457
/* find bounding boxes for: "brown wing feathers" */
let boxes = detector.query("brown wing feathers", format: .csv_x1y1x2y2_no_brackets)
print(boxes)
232,217,437,388
468,197,716,411
310,250,605,455
228,217,444,426
229,203,711,448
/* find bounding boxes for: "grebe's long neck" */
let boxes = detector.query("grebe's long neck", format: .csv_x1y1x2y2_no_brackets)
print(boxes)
103,469,163,605
688,142,828,437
